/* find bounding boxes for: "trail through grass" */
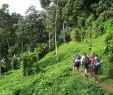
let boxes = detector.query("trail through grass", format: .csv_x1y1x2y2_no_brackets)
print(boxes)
0,35,113,95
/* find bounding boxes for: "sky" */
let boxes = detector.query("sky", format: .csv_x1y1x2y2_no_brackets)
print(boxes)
0,0,42,15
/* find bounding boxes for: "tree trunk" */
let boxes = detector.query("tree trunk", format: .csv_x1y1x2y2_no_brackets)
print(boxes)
48,14,51,52
55,3,58,61
63,22,66,43
0,50,1,77
49,29,51,51
7,38,9,49
46,7,51,52
21,42,24,54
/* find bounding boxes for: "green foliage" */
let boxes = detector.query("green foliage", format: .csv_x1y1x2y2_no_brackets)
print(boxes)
85,14,94,27
17,7,48,52
0,40,113,95
102,56,113,79
70,28,81,42
8,45,19,57
63,0,85,26
1,0,113,94
108,62,113,79
105,32,113,55
100,11,113,21
60,27,71,42
11,56,20,70
21,51,40,76
13,88,21,95
40,0,51,8
104,30,113,78
36,43,47,55
92,0,113,16
78,16,86,28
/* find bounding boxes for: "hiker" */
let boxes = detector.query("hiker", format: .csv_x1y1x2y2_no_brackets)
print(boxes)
89,52,96,76
93,55,102,83
72,55,81,71
81,52,90,78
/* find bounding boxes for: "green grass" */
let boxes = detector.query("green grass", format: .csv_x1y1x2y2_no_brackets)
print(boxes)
0,35,113,95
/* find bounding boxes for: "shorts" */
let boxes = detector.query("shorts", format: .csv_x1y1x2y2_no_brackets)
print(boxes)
83,64,89,70
94,66,100,75
74,62,80,68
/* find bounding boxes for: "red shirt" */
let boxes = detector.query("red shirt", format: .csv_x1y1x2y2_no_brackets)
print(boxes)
90,57,94,64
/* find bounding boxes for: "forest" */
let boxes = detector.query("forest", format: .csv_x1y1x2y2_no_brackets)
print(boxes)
0,0,113,95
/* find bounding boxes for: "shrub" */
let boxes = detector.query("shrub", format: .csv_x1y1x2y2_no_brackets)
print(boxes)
78,17,85,27
108,62,113,79
21,51,40,76
13,89,21,95
11,56,20,70
85,14,94,27
34,43,47,59
104,32,113,55
60,27,72,42
70,28,81,42
100,11,113,21
106,54,113,78
102,55,113,79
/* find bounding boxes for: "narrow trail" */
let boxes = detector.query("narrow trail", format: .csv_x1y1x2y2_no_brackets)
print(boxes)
79,72,113,93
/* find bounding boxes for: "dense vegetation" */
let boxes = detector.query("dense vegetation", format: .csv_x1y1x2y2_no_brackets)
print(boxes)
0,0,113,95
0,40,113,95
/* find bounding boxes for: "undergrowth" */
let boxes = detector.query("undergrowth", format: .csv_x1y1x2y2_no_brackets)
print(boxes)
0,36,113,95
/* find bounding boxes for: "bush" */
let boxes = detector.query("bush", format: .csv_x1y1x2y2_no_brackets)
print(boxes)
108,62,113,79
13,89,21,95
85,14,94,27
78,17,85,27
21,51,40,76
106,55,113,79
102,55,113,79
104,32,113,55
100,11,113,21
70,28,81,42
11,56,20,70
107,54,113,62
34,43,47,59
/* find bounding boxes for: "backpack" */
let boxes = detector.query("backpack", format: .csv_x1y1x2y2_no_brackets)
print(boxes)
74,58,81,63
84,56,90,65
73,55,81,64
76,55,80,59
95,60,102,67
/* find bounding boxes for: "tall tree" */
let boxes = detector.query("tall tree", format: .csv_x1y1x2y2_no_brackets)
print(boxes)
16,6,48,53
40,0,52,51
54,1,58,60
0,4,11,76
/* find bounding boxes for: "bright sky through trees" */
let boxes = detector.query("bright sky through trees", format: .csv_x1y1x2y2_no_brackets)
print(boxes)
0,0,42,15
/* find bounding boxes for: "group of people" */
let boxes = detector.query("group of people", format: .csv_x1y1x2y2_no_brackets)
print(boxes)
72,52,103,83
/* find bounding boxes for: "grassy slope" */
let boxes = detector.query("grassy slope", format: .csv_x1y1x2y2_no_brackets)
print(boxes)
0,34,113,95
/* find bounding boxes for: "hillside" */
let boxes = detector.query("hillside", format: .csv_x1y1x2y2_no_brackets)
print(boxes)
1,0,113,95
0,34,113,95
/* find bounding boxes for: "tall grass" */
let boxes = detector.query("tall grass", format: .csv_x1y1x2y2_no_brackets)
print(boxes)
0,35,112,95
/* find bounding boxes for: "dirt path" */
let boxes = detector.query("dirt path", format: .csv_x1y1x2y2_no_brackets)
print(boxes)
79,72,113,93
